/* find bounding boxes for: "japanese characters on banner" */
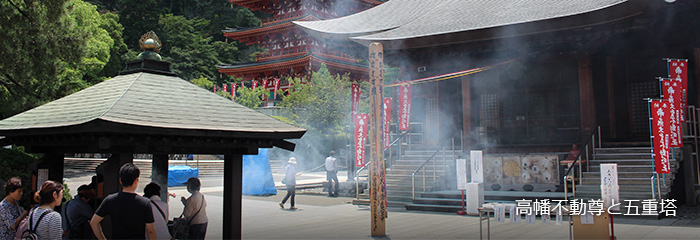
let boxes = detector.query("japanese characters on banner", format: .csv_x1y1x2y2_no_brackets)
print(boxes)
383,98,391,149
600,163,620,211
661,79,682,147
668,59,688,122
273,78,280,99
222,83,227,93
262,79,269,99
650,100,671,174
354,113,369,167
399,84,412,130
456,159,468,190
231,83,237,100
252,80,258,89
351,83,360,115
470,150,484,183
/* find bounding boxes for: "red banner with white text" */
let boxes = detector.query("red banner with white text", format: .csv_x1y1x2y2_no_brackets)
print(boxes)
231,83,237,101
252,80,258,90
383,98,392,149
399,84,412,130
223,83,227,93
650,100,671,174
351,83,360,115
668,59,688,122
273,78,280,99
661,79,682,147
354,113,369,167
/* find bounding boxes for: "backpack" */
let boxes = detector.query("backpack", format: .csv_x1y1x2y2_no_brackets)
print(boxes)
17,208,50,240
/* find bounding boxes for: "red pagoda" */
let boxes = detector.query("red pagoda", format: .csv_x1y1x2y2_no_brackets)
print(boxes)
219,0,383,105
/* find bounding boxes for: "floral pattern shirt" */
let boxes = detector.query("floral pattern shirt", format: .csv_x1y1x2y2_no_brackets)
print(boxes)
0,199,22,240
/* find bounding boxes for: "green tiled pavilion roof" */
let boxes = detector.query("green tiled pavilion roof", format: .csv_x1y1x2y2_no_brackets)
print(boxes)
0,71,305,138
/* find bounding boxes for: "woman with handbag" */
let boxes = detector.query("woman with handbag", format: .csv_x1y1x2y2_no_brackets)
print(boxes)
279,157,298,210
180,177,207,239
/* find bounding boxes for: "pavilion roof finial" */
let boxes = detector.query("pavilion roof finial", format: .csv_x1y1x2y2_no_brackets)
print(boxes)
137,31,163,61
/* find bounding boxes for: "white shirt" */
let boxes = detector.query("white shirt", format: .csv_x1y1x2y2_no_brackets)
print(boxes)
148,196,171,239
325,156,337,171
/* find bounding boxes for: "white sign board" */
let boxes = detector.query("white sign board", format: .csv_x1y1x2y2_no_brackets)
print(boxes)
37,169,48,187
494,205,506,222
456,159,468,190
470,150,483,183
600,163,620,211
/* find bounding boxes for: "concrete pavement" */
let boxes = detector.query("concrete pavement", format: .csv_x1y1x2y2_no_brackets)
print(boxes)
64,172,700,239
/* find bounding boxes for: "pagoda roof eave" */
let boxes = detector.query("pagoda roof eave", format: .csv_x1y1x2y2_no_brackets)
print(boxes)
218,52,368,75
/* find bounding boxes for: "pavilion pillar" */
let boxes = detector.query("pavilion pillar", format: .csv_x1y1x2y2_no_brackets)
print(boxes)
98,153,134,196
461,76,472,150
578,53,596,133
223,153,243,239
152,154,169,202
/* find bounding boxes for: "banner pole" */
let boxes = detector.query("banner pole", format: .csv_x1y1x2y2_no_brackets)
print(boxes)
647,99,658,200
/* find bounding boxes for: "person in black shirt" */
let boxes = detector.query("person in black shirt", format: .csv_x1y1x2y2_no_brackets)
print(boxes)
90,163,156,239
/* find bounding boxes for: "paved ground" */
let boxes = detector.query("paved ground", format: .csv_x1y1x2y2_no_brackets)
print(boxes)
64,171,700,239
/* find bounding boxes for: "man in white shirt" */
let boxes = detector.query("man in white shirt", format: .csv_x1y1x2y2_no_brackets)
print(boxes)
324,151,339,197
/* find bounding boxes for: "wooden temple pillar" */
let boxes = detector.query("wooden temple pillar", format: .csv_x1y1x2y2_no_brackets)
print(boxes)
223,153,244,239
578,53,596,133
693,48,700,108
152,154,169,202
605,57,617,139
97,153,134,196
461,76,472,150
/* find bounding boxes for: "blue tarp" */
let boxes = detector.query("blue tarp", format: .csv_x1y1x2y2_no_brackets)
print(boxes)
168,165,199,187
242,148,277,195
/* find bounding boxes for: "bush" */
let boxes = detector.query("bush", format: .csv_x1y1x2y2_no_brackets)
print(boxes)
0,148,40,208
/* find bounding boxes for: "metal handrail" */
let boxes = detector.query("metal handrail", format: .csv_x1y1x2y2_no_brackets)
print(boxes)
411,149,442,199
385,130,411,167
562,129,597,201
355,162,371,199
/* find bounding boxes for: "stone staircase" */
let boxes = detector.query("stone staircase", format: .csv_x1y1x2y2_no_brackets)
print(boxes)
64,157,226,178
573,146,679,202
353,148,458,206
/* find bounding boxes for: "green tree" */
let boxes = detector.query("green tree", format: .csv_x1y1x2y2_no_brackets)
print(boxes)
64,0,114,85
117,0,161,50
280,64,352,134
234,84,266,109
158,14,219,81
0,0,87,118
95,12,129,80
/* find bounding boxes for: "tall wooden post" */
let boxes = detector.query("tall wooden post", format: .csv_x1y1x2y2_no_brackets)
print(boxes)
223,153,243,239
368,42,387,237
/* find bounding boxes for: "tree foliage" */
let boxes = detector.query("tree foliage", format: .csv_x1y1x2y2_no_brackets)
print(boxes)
279,64,353,135
235,85,266,109
0,0,89,118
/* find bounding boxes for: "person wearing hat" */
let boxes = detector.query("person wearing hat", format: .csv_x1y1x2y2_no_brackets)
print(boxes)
279,157,298,210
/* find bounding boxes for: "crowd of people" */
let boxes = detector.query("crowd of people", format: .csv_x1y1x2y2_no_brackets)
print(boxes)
0,163,208,240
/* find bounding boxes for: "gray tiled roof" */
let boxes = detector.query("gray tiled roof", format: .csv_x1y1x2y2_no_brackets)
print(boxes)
0,72,305,136
296,0,633,49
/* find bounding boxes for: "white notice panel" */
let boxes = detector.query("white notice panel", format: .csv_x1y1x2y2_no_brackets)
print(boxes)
37,169,48,187
456,159,468,190
470,150,483,183
600,163,620,211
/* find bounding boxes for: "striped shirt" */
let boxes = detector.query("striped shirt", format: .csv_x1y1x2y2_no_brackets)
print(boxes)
28,208,62,240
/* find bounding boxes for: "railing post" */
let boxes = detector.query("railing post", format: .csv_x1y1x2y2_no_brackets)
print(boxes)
423,168,426,191
412,174,416,200
442,147,446,171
